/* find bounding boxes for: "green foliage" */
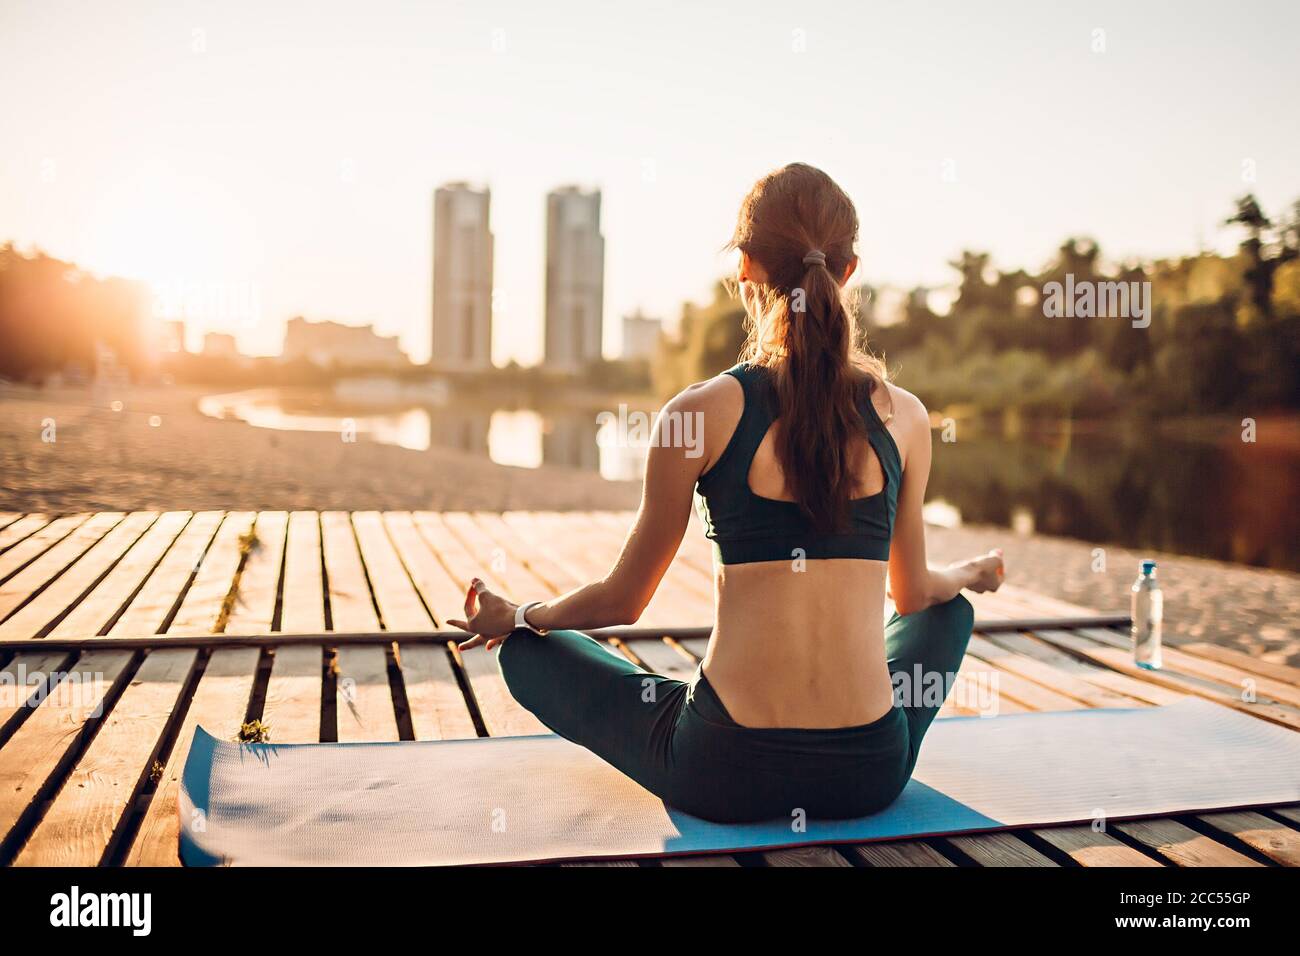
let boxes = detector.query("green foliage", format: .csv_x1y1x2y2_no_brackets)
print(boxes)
652,281,746,397
652,195,1300,416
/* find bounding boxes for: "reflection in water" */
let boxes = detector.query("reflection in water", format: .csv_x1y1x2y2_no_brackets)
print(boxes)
543,415,600,471
487,410,541,468
929,427,1299,571
199,389,1298,570
198,388,646,482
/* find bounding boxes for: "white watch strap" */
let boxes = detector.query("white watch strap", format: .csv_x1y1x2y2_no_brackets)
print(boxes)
514,601,548,635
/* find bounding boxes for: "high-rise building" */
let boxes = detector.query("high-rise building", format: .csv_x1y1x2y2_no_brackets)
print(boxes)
432,183,493,369
620,309,662,360
544,186,604,372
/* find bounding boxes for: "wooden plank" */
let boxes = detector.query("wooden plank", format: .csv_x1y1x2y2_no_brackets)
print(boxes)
13,648,197,866
413,511,482,593
0,512,157,638
168,512,256,635
0,512,123,621
0,514,87,580
958,650,1084,713
560,859,640,867
224,511,288,633
333,644,399,743
850,841,956,867
320,513,397,743
441,512,555,602
280,511,324,633
494,512,597,593
14,504,263,865
1195,810,1300,866
320,512,379,631
1272,806,1300,828
1177,642,1300,686
947,831,1058,866
453,643,548,736
660,854,743,867
125,647,260,866
49,511,191,639
1031,826,1164,867
1113,818,1264,867
352,511,434,630
0,515,50,553
1078,627,1300,710
990,583,1101,618
0,650,135,853
374,516,477,739
415,512,548,736
992,630,1183,707
971,632,1151,709
248,518,321,740
946,671,1000,717
261,646,324,743
0,651,73,731
761,846,852,867
383,511,465,626
621,637,696,678
1030,628,1300,729
397,643,478,741
109,511,224,636
0,513,23,532
680,637,709,660
471,511,581,596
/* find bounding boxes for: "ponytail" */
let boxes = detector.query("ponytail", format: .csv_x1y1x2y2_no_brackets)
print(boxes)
729,163,887,532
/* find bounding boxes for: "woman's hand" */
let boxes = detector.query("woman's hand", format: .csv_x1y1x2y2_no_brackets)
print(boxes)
447,578,519,652
961,549,1005,593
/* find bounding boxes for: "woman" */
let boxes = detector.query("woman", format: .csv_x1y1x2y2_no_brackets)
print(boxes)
451,163,1004,824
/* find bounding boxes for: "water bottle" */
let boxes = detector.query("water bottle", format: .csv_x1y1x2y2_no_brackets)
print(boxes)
1131,560,1163,670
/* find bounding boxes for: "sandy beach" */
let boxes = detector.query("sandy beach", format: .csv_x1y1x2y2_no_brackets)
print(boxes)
2,382,1296,664
0,383,641,513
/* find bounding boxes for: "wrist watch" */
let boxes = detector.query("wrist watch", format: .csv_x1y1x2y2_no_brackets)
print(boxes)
514,601,550,635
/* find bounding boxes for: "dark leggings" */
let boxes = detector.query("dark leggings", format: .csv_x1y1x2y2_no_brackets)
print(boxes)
497,595,974,823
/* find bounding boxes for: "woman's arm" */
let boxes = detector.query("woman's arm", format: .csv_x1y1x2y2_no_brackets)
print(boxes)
451,386,714,650
885,386,1004,616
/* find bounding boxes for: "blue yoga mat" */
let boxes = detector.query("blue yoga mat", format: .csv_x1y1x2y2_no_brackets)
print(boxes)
178,698,1300,865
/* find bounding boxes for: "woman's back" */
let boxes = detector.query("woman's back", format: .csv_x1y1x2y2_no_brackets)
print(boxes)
684,365,912,728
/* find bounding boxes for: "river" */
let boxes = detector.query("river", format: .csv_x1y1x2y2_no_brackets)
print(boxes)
198,388,1300,571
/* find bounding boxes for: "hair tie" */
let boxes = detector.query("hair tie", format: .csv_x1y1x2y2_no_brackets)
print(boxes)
802,249,827,267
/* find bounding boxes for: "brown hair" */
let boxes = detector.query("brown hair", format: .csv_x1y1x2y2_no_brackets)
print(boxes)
728,162,888,532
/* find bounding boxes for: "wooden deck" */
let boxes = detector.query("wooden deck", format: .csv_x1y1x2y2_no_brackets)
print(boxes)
0,509,1296,868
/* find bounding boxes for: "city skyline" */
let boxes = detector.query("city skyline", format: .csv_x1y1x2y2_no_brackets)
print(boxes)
3,1,1298,365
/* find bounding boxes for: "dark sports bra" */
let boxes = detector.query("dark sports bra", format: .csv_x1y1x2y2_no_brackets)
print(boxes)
694,362,902,565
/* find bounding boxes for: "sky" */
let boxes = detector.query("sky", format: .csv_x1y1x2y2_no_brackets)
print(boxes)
2,0,1298,364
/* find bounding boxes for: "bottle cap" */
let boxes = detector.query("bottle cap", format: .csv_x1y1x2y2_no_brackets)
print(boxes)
1141,559,1157,574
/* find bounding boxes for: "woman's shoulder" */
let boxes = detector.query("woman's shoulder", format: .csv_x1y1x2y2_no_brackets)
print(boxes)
664,371,744,418
878,380,927,428
876,382,929,471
